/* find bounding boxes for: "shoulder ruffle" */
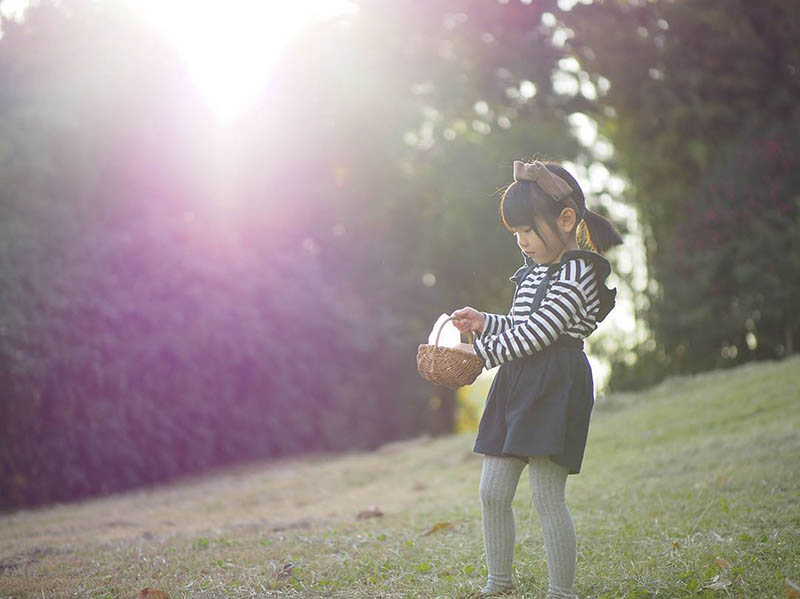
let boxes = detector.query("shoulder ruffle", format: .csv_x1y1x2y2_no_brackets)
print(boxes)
558,250,617,323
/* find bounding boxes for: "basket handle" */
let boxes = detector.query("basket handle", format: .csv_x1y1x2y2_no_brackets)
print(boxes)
435,316,475,347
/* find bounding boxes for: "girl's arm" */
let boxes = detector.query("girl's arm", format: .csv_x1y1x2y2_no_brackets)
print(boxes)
473,258,598,369
477,311,514,337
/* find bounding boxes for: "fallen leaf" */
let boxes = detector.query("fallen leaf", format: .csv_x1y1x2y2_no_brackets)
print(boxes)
702,575,732,591
137,589,169,599
277,561,294,581
356,506,384,520
784,578,800,599
422,521,454,536
714,556,731,569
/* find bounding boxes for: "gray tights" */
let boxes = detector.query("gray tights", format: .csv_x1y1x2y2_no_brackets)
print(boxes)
479,454,577,599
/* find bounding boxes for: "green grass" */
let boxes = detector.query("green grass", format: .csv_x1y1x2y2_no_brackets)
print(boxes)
1,356,799,598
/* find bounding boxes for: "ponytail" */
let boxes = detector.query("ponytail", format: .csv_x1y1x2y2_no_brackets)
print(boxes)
578,208,623,253
541,161,624,254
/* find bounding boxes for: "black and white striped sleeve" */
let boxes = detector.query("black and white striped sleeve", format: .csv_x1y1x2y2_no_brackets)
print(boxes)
477,311,514,337
472,258,596,368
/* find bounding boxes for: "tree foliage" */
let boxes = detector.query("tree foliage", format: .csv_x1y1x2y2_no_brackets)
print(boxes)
559,0,800,385
0,1,416,509
0,0,585,509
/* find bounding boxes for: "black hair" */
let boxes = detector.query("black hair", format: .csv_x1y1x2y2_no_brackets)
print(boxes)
499,160,623,253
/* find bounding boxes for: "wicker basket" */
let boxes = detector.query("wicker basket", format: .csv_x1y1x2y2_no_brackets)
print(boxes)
417,316,485,389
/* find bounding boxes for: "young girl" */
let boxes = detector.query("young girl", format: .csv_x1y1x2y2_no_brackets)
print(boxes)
451,159,622,599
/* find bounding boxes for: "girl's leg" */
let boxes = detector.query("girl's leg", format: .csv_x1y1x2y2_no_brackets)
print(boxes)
528,456,577,599
478,454,527,592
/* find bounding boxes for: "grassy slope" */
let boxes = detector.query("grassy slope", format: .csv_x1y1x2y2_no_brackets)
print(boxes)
1,356,798,598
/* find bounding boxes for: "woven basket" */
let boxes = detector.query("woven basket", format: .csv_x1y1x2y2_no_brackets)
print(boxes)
417,316,485,389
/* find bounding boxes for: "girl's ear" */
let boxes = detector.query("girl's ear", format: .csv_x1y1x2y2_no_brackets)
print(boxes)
558,207,577,234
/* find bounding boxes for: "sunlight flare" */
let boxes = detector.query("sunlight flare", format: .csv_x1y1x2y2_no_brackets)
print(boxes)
130,0,356,121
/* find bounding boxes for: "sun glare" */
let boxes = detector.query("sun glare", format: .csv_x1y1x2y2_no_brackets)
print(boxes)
130,0,356,121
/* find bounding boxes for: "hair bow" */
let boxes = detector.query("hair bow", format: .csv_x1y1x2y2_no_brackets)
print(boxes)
512,160,573,200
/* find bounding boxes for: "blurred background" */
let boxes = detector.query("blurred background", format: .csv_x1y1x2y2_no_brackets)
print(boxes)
1,0,797,511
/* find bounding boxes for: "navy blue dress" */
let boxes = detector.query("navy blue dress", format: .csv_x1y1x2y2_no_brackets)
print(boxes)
472,250,615,475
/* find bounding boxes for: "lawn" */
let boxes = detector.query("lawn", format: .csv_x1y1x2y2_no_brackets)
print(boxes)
1,356,798,598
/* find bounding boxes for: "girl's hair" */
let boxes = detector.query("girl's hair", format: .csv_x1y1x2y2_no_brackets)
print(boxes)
499,160,623,253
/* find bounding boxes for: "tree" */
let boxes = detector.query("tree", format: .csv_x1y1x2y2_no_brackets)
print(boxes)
559,0,800,384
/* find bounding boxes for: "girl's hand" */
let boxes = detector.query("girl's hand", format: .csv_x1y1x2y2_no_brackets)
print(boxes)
451,307,486,333
453,342,477,355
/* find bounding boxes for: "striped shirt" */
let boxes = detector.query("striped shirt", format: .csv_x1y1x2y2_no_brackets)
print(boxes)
473,256,601,369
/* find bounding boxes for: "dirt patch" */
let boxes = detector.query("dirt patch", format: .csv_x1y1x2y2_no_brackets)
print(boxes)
102,519,139,528
0,545,60,574
268,518,314,532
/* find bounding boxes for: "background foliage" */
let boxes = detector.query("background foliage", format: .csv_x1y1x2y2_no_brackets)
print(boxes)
1,0,798,510
559,0,800,385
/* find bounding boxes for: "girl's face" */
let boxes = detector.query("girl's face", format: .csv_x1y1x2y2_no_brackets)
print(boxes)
511,221,571,264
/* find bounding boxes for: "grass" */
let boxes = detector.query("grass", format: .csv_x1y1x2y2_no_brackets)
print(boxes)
1,356,799,598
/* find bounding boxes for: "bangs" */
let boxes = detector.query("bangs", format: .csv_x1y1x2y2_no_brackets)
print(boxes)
500,179,567,242
500,182,537,229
